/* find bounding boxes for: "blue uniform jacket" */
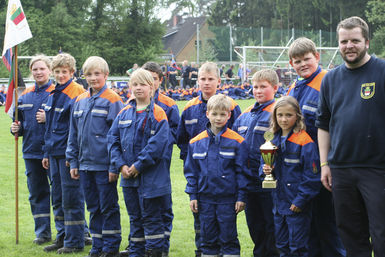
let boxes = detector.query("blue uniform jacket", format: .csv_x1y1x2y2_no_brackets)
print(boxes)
259,129,321,215
107,99,171,198
14,81,55,159
43,79,85,157
177,91,241,161
184,126,249,204
232,100,275,192
287,67,327,142
154,89,180,163
66,85,123,173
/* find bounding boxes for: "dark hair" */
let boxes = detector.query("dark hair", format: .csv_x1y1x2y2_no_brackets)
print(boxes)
142,62,163,80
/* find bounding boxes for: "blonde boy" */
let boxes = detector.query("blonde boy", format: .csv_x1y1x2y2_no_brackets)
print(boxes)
232,69,279,257
42,53,86,254
287,37,346,256
176,62,241,256
184,94,248,257
66,56,123,257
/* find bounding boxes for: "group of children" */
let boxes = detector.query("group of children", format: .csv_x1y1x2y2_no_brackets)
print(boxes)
12,36,345,257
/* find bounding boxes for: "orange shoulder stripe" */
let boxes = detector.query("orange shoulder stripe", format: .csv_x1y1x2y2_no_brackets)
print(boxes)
46,84,55,92
190,130,209,144
307,70,327,91
222,128,244,144
286,82,296,95
21,85,36,96
62,81,86,99
75,91,90,102
263,102,275,113
288,130,313,146
118,104,133,115
158,93,177,107
184,97,201,111
153,104,168,122
100,89,123,103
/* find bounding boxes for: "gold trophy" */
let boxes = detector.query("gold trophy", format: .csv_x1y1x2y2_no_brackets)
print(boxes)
260,131,278,189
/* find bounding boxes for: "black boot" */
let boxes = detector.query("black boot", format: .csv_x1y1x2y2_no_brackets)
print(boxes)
43,236,64,252
119,245,130,257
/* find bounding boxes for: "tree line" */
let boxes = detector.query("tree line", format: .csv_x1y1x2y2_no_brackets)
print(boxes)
0,0,384,77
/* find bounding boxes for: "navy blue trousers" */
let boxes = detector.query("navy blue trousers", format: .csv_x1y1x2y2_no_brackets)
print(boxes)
199,201,240,256
49,156,85,248
24,159,51,239
80,171,121,254
245,191,279,257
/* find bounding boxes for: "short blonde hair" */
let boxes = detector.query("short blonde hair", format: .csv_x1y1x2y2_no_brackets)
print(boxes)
52,53,76,72
270,96,306,134
130,68,154,96
82,56,109,75
207,94,232,112
251,69,278,87
29,54,51,71
288,37,317,59
198,62,220,78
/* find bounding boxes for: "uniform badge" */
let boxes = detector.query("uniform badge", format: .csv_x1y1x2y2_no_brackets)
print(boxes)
361,83,375,99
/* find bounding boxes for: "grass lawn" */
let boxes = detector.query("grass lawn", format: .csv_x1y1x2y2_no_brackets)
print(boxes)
0,98,256,257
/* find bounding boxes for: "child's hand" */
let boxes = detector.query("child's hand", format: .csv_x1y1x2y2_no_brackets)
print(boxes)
120,165,130,179
128,165,139,178
263,164,272,175
235,201,245,214
42,158,49,169
70,168,80,180
11,121,20,133
290,204,302,213
190,200,198,213
109,172,119,182
36,109,46,123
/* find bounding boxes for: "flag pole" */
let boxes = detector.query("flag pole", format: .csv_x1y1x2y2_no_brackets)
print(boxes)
14,45,19,244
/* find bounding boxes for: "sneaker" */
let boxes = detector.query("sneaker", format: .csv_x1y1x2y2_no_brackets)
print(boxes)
99,251,120,257
33,237,51,245
119,245,129,257
57,246,83,254
43,237,64,252
162,252,169,257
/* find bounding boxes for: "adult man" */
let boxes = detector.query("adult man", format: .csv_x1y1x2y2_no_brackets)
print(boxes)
316,16,385,257
181,60,191,89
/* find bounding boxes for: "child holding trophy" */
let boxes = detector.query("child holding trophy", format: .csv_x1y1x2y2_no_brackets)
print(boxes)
261,96,321,256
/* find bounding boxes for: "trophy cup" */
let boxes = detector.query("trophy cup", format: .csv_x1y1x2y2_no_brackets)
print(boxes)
260,131,278,189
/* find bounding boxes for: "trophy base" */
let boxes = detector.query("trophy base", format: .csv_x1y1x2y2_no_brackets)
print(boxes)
262,180,277,189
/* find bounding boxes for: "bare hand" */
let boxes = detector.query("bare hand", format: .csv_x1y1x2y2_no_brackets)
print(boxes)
263,164,272,175
36,109,46,123
128,165,139,178
70,168,80,180
109,172,119,182
11,121,21,133
120,165,130,179
321,165,332,192
190,200,198,213
290,204,302,213
235,201,246,214
65,161,70,167
42,158,49,169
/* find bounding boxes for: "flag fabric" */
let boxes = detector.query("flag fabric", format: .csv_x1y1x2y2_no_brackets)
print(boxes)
2,0,32,117
5,54,16,116
2,48,12,71
2,0,32,56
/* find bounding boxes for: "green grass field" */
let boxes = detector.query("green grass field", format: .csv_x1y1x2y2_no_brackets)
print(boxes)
0,99,256,257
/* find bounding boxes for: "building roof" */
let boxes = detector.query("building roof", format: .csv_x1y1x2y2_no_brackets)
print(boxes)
162,16,207,56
